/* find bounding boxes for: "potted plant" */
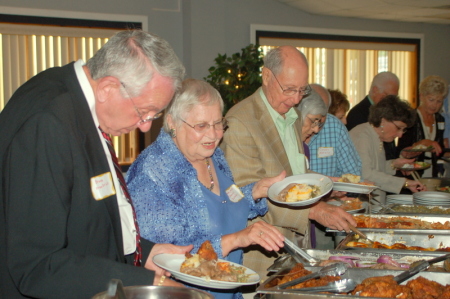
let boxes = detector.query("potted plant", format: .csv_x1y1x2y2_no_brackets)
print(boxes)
204,44,264,113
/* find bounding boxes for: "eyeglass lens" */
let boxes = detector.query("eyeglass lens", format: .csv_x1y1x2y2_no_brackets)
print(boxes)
270,69,311,96
121,82,162,125
182,119,228,133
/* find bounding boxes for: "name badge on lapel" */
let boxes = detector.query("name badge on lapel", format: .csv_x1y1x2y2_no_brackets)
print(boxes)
91,172,116,200
438,122,445,130
226,184,244,203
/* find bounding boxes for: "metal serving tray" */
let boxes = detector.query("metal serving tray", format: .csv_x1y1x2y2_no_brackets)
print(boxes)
256,264,450,299
302,249,446,267
327,214,450,234
267,250,447,273
375,204,450,215
336,231,450,255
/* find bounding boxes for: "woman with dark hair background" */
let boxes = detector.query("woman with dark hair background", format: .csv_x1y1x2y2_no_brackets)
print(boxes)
328,89,350,125
349,95,425,204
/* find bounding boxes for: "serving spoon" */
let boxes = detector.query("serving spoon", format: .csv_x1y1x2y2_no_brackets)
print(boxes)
347,224,375,245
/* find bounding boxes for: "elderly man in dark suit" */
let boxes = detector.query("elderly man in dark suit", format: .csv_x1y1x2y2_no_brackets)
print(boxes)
346,71,400,159
0,30,192,299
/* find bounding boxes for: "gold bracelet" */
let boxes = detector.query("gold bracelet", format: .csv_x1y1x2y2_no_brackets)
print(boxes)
158,275,166,286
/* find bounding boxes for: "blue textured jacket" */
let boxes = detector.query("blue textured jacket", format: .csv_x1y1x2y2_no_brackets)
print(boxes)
126,129,268,257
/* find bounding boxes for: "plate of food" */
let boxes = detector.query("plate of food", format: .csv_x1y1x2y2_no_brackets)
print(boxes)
436,186,450,193
152,241,260,289
402,144,434,152
327,198,368,213
267,173,333,207
332,174,378,194
398,161,431,171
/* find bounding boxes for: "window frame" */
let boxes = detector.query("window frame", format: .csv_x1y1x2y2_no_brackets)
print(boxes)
0,6,148,166
250,24,424,105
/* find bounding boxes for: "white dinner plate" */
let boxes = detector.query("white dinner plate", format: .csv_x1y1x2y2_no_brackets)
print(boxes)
152,253,260,290
332,182,378,194
267,173,333,207
327,200,368,214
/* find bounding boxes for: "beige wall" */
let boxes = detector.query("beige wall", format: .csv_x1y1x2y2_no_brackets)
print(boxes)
1,0,449,83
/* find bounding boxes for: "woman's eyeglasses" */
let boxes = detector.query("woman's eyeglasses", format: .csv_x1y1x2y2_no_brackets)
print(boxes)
391,121,407,133
181,118,228,133
306,116,324,128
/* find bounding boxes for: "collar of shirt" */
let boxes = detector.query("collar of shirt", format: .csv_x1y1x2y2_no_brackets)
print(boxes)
260,89,298,132
260,89,306,174
368,95,374,105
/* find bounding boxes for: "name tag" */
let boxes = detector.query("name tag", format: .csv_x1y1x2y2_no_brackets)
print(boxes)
318,147,334,158
438,122,445,130
91,172,116,200
226,184,244,203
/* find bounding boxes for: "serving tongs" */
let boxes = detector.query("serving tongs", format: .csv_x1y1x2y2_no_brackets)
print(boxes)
369,197,395,213
393,253,450,284
277,262,349,289
283,238,320,264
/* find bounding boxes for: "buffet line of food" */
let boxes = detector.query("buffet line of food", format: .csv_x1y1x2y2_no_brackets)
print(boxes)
149,173,450,299
255,173,450,298
255,213,450,298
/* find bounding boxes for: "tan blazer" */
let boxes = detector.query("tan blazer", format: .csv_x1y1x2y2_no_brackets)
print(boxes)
221,88,311,278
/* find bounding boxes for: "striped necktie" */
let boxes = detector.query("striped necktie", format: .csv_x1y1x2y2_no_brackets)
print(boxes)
99,128,142,266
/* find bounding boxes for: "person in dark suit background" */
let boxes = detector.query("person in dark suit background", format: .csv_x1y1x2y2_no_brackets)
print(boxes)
0,30,192,299
346,71,400,160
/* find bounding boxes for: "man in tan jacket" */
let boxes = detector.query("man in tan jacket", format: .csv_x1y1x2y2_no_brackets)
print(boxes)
221,46,356,279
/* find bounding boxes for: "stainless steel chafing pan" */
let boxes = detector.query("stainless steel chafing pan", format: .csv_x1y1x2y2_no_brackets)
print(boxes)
256,262,450,298
336,231,450,255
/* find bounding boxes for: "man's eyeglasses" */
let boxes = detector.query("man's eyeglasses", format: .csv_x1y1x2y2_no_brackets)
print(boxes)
181,118,228,133
270,69,311,96
391,121,407,133
306,116,324,129
121,83,163,125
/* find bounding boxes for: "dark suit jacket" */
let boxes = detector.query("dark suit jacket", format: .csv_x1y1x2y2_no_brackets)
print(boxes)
346,96,371,131
0,63,155,299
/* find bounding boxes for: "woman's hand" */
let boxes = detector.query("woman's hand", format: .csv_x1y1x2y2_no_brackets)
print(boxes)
414,140,442,155
251,171,286,200
145,243,193,275
400,146,422,159
405,180,426,193
391,158,416,169
221,221,285,257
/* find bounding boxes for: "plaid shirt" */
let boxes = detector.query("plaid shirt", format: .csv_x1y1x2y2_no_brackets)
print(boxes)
309,114,362,177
